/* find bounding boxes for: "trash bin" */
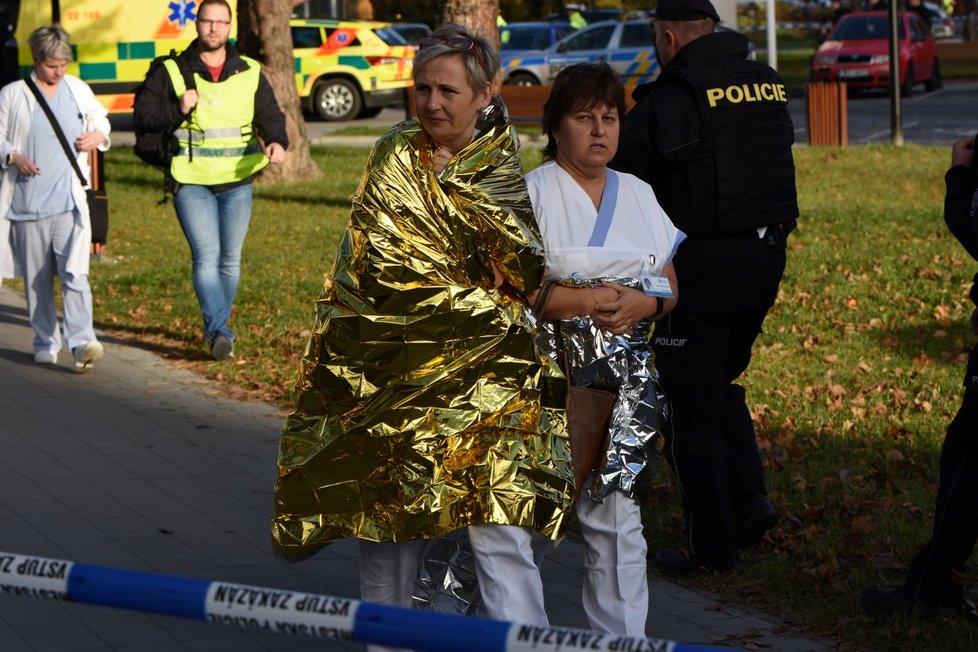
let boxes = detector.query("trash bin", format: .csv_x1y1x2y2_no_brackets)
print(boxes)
806,82,847,147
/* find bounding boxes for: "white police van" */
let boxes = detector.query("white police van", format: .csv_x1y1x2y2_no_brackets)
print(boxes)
501,19,660,87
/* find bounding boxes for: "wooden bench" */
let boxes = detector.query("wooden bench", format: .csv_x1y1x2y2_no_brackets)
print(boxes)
935,41,978,63
406,84,641,126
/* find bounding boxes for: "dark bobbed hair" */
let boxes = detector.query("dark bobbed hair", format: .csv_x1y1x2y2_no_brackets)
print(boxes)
541,63,627,160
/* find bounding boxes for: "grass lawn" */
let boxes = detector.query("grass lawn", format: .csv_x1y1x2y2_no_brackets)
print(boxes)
86,143,977,651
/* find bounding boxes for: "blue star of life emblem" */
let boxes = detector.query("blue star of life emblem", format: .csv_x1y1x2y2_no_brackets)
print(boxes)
168,0,198,28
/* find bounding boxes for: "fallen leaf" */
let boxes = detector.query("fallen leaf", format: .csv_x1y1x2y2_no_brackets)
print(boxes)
817,557,840,577
851,516,873,535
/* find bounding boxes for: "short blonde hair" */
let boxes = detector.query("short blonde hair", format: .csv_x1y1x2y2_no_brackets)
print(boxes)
28,25,72,63
414,23,499,93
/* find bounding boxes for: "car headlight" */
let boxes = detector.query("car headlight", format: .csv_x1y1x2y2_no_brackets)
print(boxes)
813,55,835,65
869,54,889,64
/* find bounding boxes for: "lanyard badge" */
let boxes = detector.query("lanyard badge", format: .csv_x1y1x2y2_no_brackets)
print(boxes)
639,254,674,298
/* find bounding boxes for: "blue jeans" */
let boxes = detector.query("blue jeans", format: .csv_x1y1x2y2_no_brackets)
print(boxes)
174,183,253,342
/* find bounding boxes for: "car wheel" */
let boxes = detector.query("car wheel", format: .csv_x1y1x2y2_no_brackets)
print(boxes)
313,78,362,121
505,72,540,86
900,63,914,98
924,58,942,92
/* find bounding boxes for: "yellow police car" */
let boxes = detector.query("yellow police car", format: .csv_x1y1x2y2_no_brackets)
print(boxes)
501,19,659,87
291,19,414,121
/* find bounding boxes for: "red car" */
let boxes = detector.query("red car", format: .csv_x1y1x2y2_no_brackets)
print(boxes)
811,11,941,96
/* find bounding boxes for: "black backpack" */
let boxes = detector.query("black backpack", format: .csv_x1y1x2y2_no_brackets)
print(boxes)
132,50,196,201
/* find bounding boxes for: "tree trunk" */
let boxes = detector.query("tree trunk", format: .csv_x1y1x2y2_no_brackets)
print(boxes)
237,0,322,183
442,0,500,49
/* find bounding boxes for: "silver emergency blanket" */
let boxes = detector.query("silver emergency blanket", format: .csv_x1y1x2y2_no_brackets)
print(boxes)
413,529,481,615
540,274,666,502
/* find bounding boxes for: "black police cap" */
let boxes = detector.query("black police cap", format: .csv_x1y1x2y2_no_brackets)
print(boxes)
655,0,721,21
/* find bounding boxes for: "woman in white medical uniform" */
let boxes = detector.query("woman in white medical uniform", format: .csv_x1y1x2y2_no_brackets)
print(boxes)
526,62,685,636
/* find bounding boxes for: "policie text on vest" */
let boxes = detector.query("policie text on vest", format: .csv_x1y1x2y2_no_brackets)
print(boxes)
705,83,787,108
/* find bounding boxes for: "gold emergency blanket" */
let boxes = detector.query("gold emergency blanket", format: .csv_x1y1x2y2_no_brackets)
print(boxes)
271,107,574,559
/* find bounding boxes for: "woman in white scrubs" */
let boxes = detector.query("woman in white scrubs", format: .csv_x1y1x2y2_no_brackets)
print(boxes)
0,24,109,371
526,62,685,637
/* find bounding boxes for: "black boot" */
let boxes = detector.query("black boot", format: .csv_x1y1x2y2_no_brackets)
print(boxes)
733,493,780,547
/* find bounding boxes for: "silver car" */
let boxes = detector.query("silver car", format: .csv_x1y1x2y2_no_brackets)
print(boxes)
924,1,955,39
501,19,660,86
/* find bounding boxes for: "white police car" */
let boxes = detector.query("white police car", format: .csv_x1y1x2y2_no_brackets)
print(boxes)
501,19,659,86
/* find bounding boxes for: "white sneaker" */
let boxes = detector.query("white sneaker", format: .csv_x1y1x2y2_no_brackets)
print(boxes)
72,340,103,373
33,351,57,365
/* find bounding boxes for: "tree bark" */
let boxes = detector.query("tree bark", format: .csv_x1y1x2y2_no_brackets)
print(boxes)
237,0,322,183
442,0,501,49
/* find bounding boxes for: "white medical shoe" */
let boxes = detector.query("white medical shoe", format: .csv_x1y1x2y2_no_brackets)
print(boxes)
33,351,58,365
72,340,103,373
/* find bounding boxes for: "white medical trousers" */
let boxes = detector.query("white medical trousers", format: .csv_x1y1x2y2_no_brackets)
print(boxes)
358,539,425,652
576,483,649,636
468,524,550,626
359,525,550,652
10,210,96,355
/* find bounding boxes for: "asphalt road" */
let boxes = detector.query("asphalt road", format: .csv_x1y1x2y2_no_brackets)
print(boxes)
787,79,978,146
110,79,978,148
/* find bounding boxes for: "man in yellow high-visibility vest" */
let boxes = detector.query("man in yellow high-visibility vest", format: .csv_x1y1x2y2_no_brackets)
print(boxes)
134,0,287,360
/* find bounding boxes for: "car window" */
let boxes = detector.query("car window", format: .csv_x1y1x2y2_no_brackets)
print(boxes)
559,25,615,52
324,27,361,47
619,23,654,48
582,9,622,22
831,15,905,40
292,26,322,48
909,16,928,39
375,26,408,46
555,25,574,41
501,26,551,51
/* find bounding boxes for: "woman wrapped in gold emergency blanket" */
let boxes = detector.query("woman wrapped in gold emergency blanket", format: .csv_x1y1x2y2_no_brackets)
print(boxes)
271,57,574,576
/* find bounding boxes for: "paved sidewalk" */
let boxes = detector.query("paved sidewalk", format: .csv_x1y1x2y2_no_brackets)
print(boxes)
0,286,832,651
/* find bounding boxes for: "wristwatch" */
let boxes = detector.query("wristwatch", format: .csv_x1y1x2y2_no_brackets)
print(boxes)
4,152,12,167
652,296,665,319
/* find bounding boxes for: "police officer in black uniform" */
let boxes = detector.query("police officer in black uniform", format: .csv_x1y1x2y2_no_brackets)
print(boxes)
862,136,978,620
611,0,798,573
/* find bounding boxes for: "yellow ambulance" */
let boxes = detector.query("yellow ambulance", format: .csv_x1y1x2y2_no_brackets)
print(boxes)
16,0,216,113
15,2,414,120
290,18,414,121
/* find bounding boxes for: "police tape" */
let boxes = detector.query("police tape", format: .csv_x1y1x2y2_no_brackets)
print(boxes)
0,551,742,652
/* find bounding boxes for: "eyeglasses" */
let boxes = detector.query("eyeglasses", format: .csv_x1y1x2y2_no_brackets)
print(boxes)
198,19,231,28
